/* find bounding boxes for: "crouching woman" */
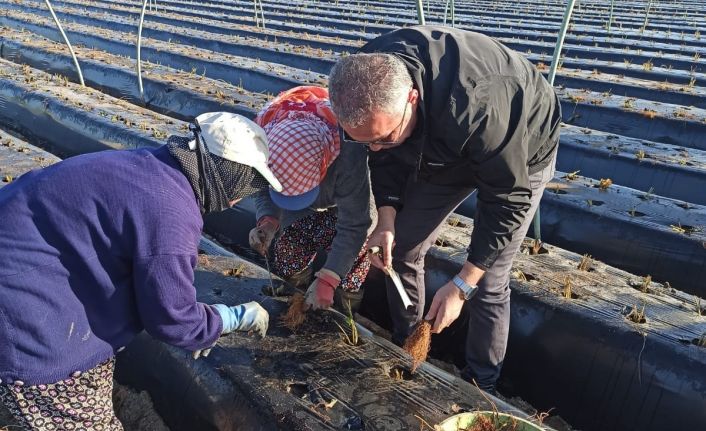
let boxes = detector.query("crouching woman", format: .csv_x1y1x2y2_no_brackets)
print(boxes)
0,113,279,430
249,86,374,311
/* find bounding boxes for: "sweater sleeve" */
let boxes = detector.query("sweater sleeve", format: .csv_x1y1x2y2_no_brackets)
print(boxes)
132,253,222,350
254,188,282,222
466,77,532,271
323,145,373,278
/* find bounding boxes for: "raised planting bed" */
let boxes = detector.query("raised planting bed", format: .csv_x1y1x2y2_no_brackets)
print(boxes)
0,58,183,155
1,0,339,75
0,8,326,95
458,171,706,296
115,237,543,431
550,67,706,110
0,27,268,121
37,0,356,53
557,87,706,150
557,125,706,205
0,128,59,180
422,218,706,431
41,0,706,68
188,197,706,431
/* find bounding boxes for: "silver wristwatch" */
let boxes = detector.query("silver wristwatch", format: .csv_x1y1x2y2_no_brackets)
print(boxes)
452,275,478,300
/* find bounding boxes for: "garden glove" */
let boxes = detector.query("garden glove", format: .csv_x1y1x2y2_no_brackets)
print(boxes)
213,301,269,336
249,216,279,256
192,301,269,359
304,269,341,310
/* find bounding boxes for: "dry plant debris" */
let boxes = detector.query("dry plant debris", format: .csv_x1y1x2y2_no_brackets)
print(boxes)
222,263,246,277
598,178,613,191
563,170,580,181
625,304,647,324
577,254,593,271
280,293,307,331
562,276,573,299
403,320,432,373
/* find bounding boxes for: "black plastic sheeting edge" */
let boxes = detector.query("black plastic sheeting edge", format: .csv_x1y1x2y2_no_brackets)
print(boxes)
0,15,303,95
457,179,706,297
560,101,706,151
0,38,258,122
3,1,335,75
557,137,706,206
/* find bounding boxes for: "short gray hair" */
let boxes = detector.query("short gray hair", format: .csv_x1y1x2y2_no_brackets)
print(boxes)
328,53,412,127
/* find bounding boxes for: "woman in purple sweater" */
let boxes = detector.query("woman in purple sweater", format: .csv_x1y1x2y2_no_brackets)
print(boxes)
0,113,281,430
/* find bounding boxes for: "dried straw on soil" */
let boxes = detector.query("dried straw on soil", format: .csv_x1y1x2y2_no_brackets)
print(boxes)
403,320,432,373
281,293,307,331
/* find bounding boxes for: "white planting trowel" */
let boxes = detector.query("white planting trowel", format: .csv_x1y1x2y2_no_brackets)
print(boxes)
368,246,415,310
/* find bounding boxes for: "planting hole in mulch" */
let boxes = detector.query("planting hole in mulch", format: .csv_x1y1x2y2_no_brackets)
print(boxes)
388,364,415,381
512,270,539,283
435,237,450,247
520,239,549,256
447,217,469,228
627,210,646,217
692,334,706,348
622,305,647,324
628,276,655,294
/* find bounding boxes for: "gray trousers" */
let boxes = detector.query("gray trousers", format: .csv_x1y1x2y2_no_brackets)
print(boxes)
386,155,556,391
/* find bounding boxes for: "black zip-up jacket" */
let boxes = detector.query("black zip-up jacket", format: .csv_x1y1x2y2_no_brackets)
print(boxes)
361,26,561,271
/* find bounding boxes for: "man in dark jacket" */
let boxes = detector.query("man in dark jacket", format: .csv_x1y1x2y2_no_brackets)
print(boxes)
328,26,561,392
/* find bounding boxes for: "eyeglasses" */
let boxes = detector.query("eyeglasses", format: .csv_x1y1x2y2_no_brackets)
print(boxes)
339,98,409,148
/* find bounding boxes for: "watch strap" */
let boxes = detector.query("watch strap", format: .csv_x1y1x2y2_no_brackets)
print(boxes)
452,275,478,300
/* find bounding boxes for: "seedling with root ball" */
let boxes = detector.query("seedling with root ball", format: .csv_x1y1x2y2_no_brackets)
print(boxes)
281,293,307,332
403,320,432,373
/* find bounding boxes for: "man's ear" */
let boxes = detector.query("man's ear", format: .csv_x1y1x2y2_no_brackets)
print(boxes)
409,88,420,105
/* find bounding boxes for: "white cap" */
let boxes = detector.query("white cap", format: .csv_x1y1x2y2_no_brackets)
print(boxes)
194,112,283,192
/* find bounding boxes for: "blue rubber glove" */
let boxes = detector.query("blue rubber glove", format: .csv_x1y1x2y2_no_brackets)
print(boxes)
192,302,269,359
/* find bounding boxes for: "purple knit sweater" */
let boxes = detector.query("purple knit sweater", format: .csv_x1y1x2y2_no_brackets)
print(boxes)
0,146,222,385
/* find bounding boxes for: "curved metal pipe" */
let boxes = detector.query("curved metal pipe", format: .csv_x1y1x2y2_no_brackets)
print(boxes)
43,0,84,86
416,0,425,25
534,0,577,240
137,0,149,101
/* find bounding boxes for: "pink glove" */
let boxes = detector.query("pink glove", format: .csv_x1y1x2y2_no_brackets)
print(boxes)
304,269,341,310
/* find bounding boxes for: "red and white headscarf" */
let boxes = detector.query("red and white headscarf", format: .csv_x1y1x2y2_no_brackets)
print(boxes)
256,86,341,196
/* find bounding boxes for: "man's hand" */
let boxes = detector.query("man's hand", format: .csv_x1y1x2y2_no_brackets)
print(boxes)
248,217,279,256
304,269,340,310
425,281,465,333
368,206,397,270
425,261,486,333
